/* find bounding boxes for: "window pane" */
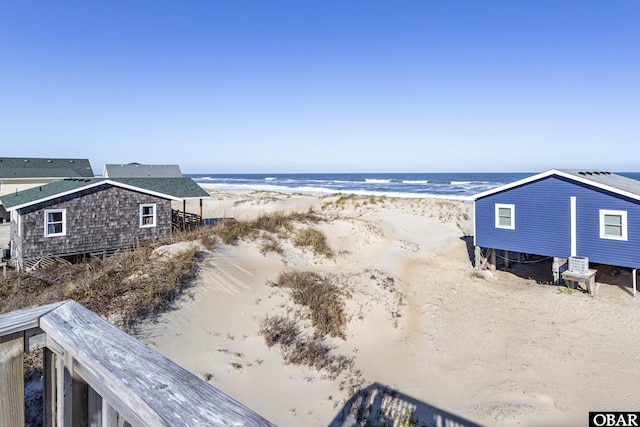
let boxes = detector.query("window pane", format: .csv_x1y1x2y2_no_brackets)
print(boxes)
48,212,62,222
141,205,155,226
47,223,62,234
605,224,622,236
498,207,511,226
604,214,622,226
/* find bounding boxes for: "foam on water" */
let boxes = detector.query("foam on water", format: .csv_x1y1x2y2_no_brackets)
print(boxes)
364,179,393,184
189,172,527,199
189,172,640,199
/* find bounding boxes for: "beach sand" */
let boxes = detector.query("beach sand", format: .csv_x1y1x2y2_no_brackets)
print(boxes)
140,190,640,426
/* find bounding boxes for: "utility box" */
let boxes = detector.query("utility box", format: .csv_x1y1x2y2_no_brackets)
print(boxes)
568,256,589,273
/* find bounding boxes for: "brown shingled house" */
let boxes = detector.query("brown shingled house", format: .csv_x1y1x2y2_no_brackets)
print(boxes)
2,177,209,270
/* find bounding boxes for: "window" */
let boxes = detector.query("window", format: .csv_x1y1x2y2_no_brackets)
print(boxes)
600,210,627,240
45,209,66,237
140,204,156,228
495,203,515,230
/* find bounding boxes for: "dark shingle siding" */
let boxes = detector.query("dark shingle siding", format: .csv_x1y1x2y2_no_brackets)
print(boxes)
12,186,172,259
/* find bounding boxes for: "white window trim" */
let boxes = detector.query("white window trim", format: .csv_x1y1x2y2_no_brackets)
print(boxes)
11,210,21,237
0,180,3,192
44,209,66,237
495,203,515,230
140,204,157,228
600,209,627,241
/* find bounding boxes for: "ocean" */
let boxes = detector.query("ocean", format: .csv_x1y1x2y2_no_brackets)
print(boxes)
186,172,640,200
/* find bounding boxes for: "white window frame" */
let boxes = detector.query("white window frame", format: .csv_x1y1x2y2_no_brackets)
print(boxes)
495,203,515,230
600,209,627,241
0,181,3,192
44,209,66,237
11,210,21,237
140,204,156,228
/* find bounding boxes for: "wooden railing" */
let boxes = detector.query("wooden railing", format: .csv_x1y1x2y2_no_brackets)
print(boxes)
0,300,275,426
172,210,202,232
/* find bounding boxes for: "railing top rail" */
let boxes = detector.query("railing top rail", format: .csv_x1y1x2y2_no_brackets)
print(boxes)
0,300,68,337
0,300,274,427
40,300,275,427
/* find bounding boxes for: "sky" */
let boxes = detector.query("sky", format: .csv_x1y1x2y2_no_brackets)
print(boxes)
0,1,638,174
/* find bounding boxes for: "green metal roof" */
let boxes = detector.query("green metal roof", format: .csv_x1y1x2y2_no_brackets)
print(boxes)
0,157,94,178
113,178,209,199
1,177,209,210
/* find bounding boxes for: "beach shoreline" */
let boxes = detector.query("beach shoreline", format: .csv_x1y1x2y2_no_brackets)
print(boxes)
142,190,640,426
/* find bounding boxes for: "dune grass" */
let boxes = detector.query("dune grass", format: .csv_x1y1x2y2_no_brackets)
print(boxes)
0,242,199,331
267,270,346,338
293,227,334,258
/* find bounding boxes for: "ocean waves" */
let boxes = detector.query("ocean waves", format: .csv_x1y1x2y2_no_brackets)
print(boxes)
187,172,533,199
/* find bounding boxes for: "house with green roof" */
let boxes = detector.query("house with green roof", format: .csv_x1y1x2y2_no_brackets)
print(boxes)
0,157,95,222
2,177,209,270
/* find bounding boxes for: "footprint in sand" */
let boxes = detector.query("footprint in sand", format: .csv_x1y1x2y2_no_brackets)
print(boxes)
533,393,569,411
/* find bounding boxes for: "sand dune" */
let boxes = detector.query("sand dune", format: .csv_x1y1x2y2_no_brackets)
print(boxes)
141,191,640,426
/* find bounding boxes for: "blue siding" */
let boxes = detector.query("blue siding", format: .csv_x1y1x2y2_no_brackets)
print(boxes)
475,176,640,268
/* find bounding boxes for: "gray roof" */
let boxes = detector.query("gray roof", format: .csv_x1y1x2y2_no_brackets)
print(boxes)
558,169,640,196
473,169,640,201
1,177,209,210
0,157,94,179
103,163,183,178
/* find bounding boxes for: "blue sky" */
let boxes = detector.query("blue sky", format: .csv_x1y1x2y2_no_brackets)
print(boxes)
1,1,638,174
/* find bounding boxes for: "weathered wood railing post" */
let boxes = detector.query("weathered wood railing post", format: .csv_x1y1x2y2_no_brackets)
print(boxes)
0,331,25,426
44,347,59,427
63,351,89,426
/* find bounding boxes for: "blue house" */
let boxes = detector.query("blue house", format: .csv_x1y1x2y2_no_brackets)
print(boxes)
472,169,640,293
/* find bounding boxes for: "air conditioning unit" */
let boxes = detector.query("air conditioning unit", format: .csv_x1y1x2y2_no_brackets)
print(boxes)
568,256,589,273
